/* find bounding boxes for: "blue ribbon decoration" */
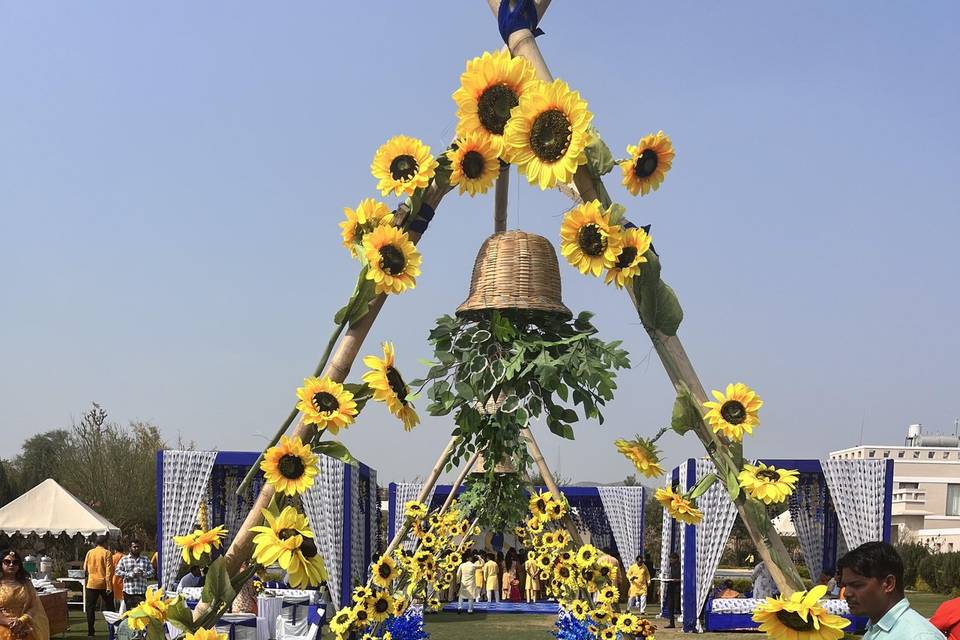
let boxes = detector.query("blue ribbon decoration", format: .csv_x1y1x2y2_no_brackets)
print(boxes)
498,0,544,43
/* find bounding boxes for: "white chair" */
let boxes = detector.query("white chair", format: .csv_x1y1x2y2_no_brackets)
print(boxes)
275,616,318,640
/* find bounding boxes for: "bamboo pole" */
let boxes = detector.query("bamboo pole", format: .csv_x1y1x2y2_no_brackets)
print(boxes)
440,449,481,514
487,0,804,594
493,164,510,233
520,427,584,547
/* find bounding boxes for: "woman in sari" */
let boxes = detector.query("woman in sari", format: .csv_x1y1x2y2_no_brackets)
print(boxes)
0,550,49,640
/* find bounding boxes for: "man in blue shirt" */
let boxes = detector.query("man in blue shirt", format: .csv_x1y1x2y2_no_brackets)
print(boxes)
839,541,944,640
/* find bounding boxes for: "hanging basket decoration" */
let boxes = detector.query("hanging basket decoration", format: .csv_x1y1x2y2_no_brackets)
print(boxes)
457,230,572,320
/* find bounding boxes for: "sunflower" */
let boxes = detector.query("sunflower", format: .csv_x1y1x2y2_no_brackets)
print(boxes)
427,598,443,612
362,341,420,430
605,226,652,289
364,591,395,623
590,607,612,625
554,563,575,586
420,532,438,549
527,517,544,534
546,498,567,521
329,607,355,637
405,500,427,520
250,505,312,566
752,585,850,640
295,376,357,435
615,436,664,478
340,199,395,259
597,585,619,605
703,382,763,442
559,200,624,277
184,630,226,640
503,78,593,190
655,487,703,525
394,595,410,617
351,604,371,629
124,587,169,630
447,132,502,196
352,585,373,603
371,135,438,198
569,599,590,621
529,490,551,519
173,525,227,564
452,49,539,150
362,225,422,296
599,628,617,640
261,435,319,496
617,612,641,635
370,554,399,587
537,554,553,572
739,463,800,505
554,531,570,548
620,131,675,197
575,544,599,569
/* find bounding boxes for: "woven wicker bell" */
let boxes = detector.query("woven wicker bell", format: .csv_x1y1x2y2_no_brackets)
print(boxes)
456,230,572,320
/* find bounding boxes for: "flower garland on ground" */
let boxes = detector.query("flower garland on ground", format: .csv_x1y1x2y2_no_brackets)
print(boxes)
516,490,655,640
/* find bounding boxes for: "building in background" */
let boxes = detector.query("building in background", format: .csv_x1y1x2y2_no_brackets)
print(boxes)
830,423,960,551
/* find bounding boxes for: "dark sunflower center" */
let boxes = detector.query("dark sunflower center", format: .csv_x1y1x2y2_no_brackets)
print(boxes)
378,563,393,579
633,149,659,179
389,155,418,181
529,109,572,162
380,245,407,275
615,246,638,269
278,454,306,479
355,609,368,622
461,150,486,179
477,84,519,135
757,469,781,482
599,565,611,577
776,610,815,632
577,224,606,257
385,366,409,404
583,569,595,582
559,567,570,578
720,400,747,425
312,391,339,414
375,599,389,613
335,614,350,625
536,498,547,511
299,538,318,558
278,528,297,540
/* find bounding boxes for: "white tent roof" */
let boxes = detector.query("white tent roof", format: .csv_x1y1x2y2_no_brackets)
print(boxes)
0,479,120,537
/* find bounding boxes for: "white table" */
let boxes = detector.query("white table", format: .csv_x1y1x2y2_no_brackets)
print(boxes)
57,577,86,613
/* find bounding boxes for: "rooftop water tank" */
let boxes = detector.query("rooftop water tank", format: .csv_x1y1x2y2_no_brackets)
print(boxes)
907,423,922,439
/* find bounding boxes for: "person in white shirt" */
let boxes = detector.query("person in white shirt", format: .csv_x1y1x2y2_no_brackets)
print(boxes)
455,555,479,614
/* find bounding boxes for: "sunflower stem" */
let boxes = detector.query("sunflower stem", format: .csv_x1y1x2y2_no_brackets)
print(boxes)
235,316,349,496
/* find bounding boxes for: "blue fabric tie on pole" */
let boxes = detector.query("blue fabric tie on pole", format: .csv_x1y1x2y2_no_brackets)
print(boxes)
498,0,544,43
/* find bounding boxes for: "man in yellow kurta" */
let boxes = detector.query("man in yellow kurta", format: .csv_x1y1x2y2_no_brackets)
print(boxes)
82,535,114,636
627,555,651,613
483,553,500,603
473,554,485,602
455,555,479,614
523,554,540,603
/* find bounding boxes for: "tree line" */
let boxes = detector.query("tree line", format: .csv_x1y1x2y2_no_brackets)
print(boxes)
0,403,179,543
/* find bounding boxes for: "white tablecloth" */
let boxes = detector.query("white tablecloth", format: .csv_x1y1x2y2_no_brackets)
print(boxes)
710,597,851,615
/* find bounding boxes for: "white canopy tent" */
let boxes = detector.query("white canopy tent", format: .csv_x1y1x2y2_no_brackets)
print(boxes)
0,479,120,537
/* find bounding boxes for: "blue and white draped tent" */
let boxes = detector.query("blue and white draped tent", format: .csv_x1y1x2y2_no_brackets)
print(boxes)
156,450,380,609
387,483,645,565
660,458,894,632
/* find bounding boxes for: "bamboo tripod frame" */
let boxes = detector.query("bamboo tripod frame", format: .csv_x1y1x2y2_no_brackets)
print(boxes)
215,0,802,603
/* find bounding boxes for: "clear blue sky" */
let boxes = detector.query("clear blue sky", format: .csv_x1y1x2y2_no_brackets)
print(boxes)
2,2,958,484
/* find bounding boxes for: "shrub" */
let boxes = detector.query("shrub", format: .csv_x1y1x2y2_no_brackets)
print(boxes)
918,552,960,593
895,542,930,589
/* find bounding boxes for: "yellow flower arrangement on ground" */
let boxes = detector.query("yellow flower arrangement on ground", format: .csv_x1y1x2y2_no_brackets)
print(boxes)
295,376,357,434
615,436,664,478
371,135,438,197
362,341,419,430
260,435,318,496
453,50,539,150
752,584,850,640
620,130,675,196
604,226,652,289
173,525,227,563
655,486,703,525
503,78,593,190
340,199,395,259
559,200,624,277
362,225,422,295
447,131,502,196
739,462,799,504
703,382,763,442
328,608,355,638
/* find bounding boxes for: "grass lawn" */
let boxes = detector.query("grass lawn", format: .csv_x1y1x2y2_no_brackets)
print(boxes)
62,592,952,639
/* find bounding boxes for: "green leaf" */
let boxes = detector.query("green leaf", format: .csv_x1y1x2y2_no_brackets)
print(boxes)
555,384,568,402
560,408,578,424
333,266,379,327
688,473,718,500
314,441,357,464
490,359,506,381
654,281,684,336
584,126,616,176
526,395,543,417
201,556,235,606
455,381,474,400
670,385,703,436
471,330,492,344
515,407,529,427
165,597,196,632
145,620,167,640
725,470,742,501
574,311,595,331
607,203,627,226
547,418,576,440
500,395,520,413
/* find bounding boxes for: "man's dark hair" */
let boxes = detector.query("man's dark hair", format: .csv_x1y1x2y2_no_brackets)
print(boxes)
837,541,904,594
96,535,109,546
723,579,734,589
129,539,142,546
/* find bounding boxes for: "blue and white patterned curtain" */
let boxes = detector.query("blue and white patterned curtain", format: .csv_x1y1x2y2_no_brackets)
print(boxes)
822,460,886,549
694,459,738,631
788,473,826,580
301,456,346,608
597,487,645,566
161,450,218,590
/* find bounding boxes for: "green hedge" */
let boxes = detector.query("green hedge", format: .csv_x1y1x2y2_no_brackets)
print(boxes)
896,542,931,589
917,552,960,594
